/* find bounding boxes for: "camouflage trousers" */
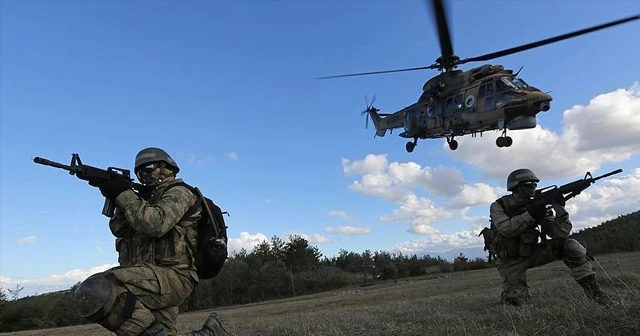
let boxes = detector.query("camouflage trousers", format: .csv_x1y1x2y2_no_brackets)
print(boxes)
495,238,594,305
82,262,197,336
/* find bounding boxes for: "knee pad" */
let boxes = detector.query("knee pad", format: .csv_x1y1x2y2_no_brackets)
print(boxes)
73,274,137,331
562,239,588,268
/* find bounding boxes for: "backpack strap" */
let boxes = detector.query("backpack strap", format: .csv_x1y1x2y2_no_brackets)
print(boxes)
496,196,528,218
164,181,221,238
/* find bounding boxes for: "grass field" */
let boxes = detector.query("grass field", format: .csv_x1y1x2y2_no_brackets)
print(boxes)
2,251,639,336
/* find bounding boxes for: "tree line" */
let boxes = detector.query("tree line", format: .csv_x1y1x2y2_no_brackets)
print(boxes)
1,210,637,332
570,210,640,255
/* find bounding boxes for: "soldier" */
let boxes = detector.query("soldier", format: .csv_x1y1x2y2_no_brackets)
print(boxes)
488,168,608,307
72,147,232,336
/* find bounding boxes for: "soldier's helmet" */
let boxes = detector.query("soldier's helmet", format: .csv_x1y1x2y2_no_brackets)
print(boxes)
507,168,539,191
134,147,180,175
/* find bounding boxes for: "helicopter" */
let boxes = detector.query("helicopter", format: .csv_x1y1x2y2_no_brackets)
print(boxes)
318,0,639,153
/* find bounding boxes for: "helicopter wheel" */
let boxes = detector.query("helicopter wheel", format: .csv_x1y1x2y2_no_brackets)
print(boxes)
504,136,513,147
406,141,416,153
449,140,458,150
496,136,513,148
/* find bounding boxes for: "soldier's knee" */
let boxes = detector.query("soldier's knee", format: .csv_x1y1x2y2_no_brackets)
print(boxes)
73,274,137,331
561,239,589,268
563,238,587,258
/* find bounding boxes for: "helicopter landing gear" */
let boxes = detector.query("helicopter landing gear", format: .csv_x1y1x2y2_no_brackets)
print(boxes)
446,136,458,150
406,138,418,153
496,129,513,148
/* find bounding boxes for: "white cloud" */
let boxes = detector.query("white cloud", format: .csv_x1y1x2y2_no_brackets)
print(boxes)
324,226,371,235
328,209,352,220
96,245,103,253
447,83,640,180
298,233,331,244
227,152,239,161
448,183,504,209
185,153,216,165
287,232,331,244
341,154,388,175
562,168,640,230
564,83,640,152
227,231,269,254
18,236,37,244
379,193,454,235
392,230,482,255
1,263,119,297
265,198,272,204
342,154,464,203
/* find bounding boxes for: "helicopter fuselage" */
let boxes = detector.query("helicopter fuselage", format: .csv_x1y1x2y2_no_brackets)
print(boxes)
366,64,552,151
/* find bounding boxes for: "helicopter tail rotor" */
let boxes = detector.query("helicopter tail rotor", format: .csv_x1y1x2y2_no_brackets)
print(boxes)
361,94,380,129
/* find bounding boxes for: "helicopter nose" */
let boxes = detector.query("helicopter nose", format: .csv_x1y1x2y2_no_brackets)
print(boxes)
532,92,552,112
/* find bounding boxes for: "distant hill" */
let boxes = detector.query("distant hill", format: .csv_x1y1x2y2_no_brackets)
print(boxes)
416,246,487,262
571,210,640,255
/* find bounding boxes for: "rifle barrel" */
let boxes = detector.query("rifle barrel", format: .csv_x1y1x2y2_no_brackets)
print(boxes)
33,157,71,170
594,169,623,181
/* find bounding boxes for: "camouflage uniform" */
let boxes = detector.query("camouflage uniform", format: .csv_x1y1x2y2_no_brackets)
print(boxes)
489,193,595,305
73,148,233,336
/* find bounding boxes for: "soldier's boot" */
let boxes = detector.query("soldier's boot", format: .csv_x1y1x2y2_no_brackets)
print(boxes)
138,322,169,336
577,274,609,305
178,312,233,336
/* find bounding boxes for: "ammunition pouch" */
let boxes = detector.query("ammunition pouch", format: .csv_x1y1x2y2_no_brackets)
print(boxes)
518,230,539,257
490,229,539,259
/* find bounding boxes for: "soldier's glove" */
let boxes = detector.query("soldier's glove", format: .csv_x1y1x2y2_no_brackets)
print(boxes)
89,176,131,200
554,193,566,206
526,201,548,221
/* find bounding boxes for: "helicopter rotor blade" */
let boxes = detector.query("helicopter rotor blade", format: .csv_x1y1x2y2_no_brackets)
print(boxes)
458,14,640,65
316,65,438,79
429,0,454,68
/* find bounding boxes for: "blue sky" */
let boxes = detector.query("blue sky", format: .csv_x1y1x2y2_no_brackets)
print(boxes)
1,0,639,297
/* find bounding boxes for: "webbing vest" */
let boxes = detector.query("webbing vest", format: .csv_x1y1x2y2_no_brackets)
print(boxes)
115,180,199,269
490,195,540,259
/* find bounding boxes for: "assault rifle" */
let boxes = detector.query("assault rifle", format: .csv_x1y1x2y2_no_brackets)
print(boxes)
33,153,148,218
533,168,623,212
531,168,623,243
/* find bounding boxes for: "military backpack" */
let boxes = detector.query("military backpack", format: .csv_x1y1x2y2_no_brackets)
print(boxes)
167,182,229,279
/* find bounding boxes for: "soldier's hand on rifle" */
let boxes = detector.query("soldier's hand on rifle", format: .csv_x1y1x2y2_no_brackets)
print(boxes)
89,175,131,200
526,200,549,221
554,193,566,206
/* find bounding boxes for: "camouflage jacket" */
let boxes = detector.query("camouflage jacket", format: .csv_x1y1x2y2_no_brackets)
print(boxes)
489,193,540,258
109,178,201,277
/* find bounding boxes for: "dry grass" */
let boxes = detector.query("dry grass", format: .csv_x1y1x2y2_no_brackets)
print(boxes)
2,251,639,336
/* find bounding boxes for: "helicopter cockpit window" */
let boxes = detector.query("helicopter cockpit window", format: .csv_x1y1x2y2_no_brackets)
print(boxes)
427,103,434,117
496,79,509,92
512,78,530,89
454,94,463,110
499,77,518,91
